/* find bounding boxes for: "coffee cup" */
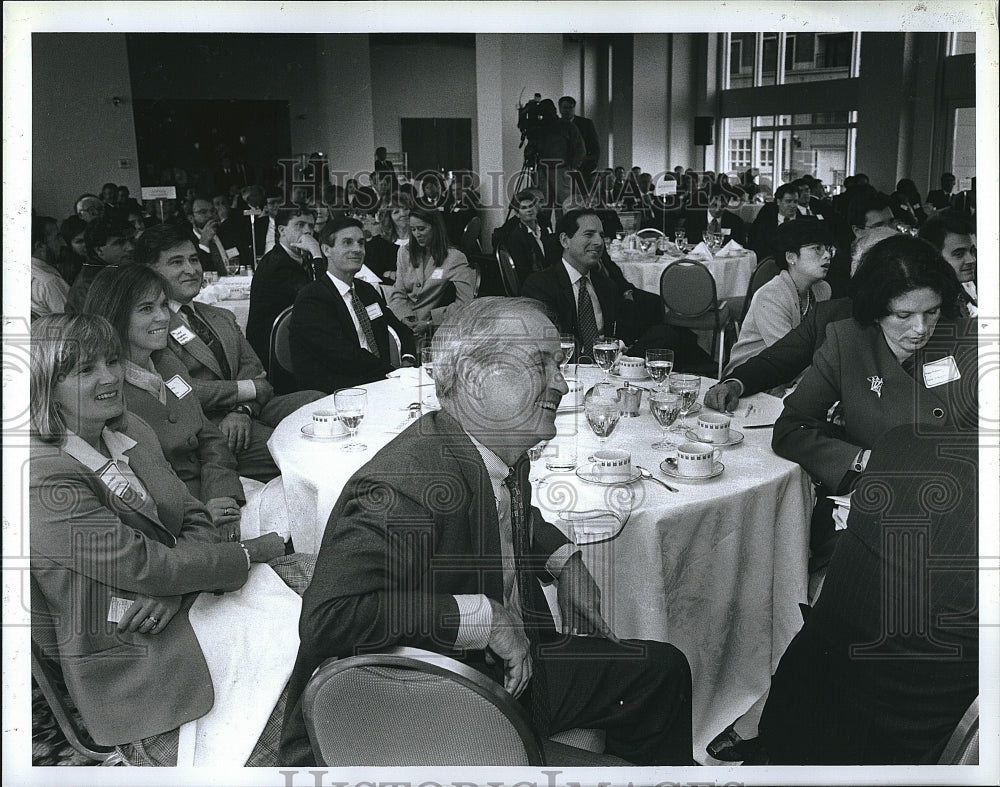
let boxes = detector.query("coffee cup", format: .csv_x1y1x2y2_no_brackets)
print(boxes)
312,409,339,437
616,355,646,379
588,449,632,481
674,442,722,477
695,412,731,443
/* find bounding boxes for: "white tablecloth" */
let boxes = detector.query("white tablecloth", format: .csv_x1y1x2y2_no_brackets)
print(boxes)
195,275,252,331
267,365,811,761
613,249,756,301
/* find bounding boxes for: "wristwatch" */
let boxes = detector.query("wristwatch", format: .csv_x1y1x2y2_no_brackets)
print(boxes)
231,404,254,417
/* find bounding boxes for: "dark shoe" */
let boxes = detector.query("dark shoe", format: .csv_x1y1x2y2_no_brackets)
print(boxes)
706,721,761,762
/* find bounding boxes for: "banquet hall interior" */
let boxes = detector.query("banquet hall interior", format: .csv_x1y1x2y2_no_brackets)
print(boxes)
21,24,989,773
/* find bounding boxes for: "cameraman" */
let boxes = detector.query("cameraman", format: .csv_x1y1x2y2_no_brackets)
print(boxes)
524,98,584,212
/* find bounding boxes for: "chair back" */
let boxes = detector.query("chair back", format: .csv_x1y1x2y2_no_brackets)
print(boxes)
659,260,720,319
938,696,979,765
268,305,294,380
636,227,665,238
618,211,640,232
386,325,402,368
303,646,544,766
462,216,483,257
739,257,779,323
496,246,521,296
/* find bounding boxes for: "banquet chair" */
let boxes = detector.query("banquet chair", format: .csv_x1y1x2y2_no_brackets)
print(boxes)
268,305,295,382
938,696,979,765
461,216,483,257
732,256,779,327
303,647,627,767
495,246,521,296
636,228,665,238
386,325,402,368
659,260,733,380
30,577,117,764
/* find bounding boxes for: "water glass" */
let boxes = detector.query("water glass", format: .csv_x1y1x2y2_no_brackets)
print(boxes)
592,336,619,382
668,373,701,417
558,333,576,374
334,387,368,452
585,399,621,443
649,390,682,449
674,230,687,250
645,348,674,387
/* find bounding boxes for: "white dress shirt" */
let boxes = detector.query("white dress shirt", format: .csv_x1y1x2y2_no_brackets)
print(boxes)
326,272,373,353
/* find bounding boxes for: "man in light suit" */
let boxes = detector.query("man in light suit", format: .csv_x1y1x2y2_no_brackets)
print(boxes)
135,223,321,482
559,96,600,181
289,216,417,393
280,297,694,766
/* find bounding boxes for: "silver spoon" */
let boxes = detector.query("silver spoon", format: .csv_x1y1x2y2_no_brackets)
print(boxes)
635,465,678,493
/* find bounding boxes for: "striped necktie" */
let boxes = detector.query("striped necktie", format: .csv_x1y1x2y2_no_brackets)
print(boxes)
576,276,599,359
180,304,231,378
349,286,380,358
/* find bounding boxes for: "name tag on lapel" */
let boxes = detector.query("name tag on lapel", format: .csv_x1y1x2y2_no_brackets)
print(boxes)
107,596,133,624
99,461,143,506
170,325,197,345
923,356,961,388
225,247,239,259
365,302,383,320
430,268,445,280
721,227,731,236
165,374,193,399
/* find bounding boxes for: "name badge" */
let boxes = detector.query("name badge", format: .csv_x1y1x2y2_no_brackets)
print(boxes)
365,302,383,320
225,247,240,259
430,268,445,280
170,325,197,345
923,356,961,388
721,227,731,236
107,596,133,624
99,462,141,503
165,374,193,399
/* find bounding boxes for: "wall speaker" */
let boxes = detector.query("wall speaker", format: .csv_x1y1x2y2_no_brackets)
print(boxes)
694,116,714,146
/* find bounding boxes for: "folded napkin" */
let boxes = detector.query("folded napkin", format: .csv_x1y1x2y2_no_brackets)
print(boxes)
687,242,713,260
386,366,425,387
557,509,626,545
716,239,745,257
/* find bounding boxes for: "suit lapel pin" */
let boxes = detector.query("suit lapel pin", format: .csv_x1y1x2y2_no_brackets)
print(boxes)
867,375,884,398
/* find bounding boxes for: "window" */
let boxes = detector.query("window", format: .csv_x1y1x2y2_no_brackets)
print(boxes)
728,138,751,170
948,32,975,55
723,32,860,88
820,33,853,69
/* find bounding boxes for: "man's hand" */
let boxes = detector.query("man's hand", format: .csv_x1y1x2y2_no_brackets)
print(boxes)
557,552,618,641
291,235,322,259
201,219,219,245
704,380,741,413
119,593,183,635
254,378,275,407
219,411,252,452
486,598,533,697
206,496,241,540
243,532,287,563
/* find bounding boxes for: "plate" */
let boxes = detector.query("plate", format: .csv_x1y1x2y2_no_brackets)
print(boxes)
684,429,745,447
609,370,651,383
301,422,348,441
575,464,642,486
659,459,724,480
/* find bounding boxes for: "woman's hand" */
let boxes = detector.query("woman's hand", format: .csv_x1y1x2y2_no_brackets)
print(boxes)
118,593,183,635
206,497,241,541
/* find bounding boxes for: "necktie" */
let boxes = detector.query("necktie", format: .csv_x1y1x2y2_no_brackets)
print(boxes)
503,468,550,734
576,276,599,359
709,217,720,234
349,287,380,358
180,304,231,378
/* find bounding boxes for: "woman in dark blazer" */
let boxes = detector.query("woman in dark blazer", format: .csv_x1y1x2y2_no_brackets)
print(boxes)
29,314,285,761
83,265,246,538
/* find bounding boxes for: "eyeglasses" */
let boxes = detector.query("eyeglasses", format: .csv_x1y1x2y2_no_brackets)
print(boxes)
800,243,837,257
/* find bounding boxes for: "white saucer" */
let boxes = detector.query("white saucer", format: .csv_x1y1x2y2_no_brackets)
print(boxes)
301,422,348,441
609,370,651,383
575,464,642,486
684,429,745,447
659,459,724,480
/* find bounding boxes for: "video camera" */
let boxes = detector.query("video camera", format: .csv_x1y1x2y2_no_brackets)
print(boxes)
517,92,545,166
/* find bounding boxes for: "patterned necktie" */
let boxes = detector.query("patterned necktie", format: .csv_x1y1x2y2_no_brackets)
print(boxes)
180,304,231,378
709,217,721,234
576,276,600,359
503,468,550,735
349,286,380,358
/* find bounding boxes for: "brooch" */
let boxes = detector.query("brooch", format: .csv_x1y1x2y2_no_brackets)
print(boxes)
867,375,884,398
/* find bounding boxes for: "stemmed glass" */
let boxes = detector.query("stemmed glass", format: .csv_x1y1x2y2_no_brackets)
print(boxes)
420,345,438,408
649,390,682,449
527,440,550,488
645,348,674,389
668,372,701,419
334,387,368,452
674,230,687,252
558,333,576,376
584,387,621,445
592,336,619,383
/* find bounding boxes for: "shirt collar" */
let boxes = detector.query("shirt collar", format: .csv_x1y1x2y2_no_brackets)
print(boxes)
326,270,353,296
467,432,513,487
168,299,186,314
123,359,167,404
62,427,138,473
562,258,588,286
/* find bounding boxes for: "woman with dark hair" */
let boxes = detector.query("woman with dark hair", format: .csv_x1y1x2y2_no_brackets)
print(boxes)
82,265,246,537
29,313,288,765
724,220,837,376
387,205,477,330
441,172,482,247
57,214,88,284
364,192,412,284
773,233,970,494
890,177,927,229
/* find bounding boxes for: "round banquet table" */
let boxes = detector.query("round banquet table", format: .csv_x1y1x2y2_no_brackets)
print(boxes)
266,365,811,762
611,247,756,301
195,275,251,332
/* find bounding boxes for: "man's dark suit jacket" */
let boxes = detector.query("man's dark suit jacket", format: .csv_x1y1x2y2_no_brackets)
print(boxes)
288,274,416,394
522,259,625,344
503,221,551,285
683,208,748,247
185,224,232,278
727,298,853,395
279,408,569,765
571,115,600,175
246,243,323,366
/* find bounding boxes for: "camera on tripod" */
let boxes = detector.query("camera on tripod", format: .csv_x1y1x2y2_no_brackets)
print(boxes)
517,92,545,166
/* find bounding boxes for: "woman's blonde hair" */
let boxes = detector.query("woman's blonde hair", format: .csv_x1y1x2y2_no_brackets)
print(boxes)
378,192,413,242
30,314,123,443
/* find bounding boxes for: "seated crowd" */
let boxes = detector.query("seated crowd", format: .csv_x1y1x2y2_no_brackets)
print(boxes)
28,148,978,768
